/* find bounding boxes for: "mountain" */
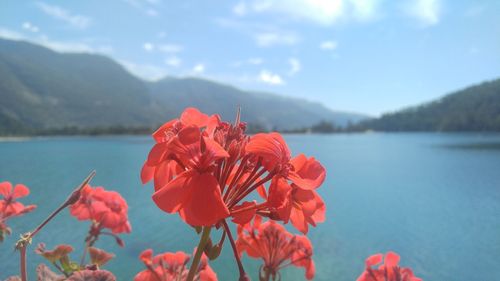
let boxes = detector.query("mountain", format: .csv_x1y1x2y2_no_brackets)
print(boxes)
149,78,366,130
0,38,367,135
360,78,500,131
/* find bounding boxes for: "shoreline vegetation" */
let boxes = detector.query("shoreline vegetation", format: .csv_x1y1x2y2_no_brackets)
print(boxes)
0,121,350,137
2,120,500,138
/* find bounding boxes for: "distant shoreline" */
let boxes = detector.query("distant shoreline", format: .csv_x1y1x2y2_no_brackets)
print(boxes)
2,130,500,139
0,136,32,142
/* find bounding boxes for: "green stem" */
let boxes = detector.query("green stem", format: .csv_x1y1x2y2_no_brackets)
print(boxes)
186,226,212,281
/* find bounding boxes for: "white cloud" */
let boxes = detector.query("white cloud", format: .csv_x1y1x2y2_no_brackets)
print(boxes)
143,42,154,51
192,63,205,74
231,57,264,67
320,40,338,50
233,1,248,16
258,70,284,85
165,56,181,67
0,26,113,54
123,0,161,16
215,18,298,48
406,0,441,26
157,44,183,53
0,27,25,40
253,0,344,25
142,43,183,53
235,0,382,25
120,60,167,81
255,32,298,47
36,2,92,29
350,0,379,21
38,37,95,52
288,58,301,75
22,22,39,33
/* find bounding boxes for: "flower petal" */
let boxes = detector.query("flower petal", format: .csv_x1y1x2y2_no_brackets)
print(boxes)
366,253,383,267
231,201,257,225
147,142,169,166
290,207,309,234
152,119,178,143
152,171,193,214
180,107,210,127
268,177,292,210
289,155,326,190
180,173,229,226
246,133,290,171
0,182,13,197
139,249,153,265
153,161,179,191
384,251,400,267
140,162,154,184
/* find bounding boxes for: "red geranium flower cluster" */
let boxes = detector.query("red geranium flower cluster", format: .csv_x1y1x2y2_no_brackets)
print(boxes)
141,108,326,233
357,252,422,281
69,184,131,246
236,216,315,281
134,249,217,281
0,182,36,242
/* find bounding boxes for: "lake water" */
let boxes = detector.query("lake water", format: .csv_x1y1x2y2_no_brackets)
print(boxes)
1,133,500,281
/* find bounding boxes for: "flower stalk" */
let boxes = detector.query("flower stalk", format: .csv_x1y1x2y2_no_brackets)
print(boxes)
222,220,249,281
16,171,96,281
186,226,212,281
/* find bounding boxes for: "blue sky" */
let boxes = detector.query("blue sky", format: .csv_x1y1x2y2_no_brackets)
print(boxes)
1,0,499,116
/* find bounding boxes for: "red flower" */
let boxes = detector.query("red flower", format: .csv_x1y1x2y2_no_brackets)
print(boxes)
152,126,230,226
134,249,217,281
245,135,326,233
236,216,315,280
0,182,36,218
141,108,327,231
356,252,422,281
70,184,131,234
141,108,220,185
245,133,291,172
69,184,130,248
264,177,325,234
246,135,326,189
0,182,36,242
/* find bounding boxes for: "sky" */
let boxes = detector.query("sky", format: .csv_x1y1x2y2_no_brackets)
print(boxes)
0,0,499,116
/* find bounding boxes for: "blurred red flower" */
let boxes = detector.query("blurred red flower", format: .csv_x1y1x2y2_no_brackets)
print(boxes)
134,249,217,281
0,181,36,242
0,182,36,218
236,216,315,280
70,184,131,234
356,252,422,281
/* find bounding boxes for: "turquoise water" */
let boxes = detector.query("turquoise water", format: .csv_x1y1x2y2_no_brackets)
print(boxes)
1,134,500,280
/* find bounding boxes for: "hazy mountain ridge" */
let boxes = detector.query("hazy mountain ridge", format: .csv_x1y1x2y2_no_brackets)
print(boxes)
0,38,367,135
360,78,500,131
149,78,366,130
